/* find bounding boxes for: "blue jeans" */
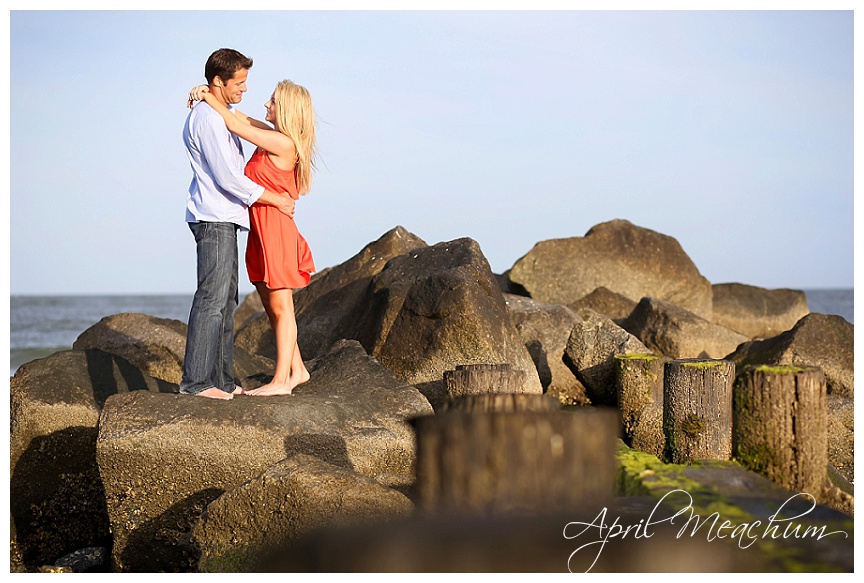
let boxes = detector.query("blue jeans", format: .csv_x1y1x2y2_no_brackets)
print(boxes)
180,222,239,394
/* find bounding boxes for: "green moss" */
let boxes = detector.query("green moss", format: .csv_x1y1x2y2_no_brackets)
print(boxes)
199,547,253,573
616,441,704,497
753,364,805,375
680,360,726,370
616,354,662,385
680,414,706,438
616,353,662,361
615,442,851,572
735,442,776,475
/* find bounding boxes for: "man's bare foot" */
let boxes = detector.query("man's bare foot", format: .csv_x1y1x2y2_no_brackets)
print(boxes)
195,387,234,400
245,381,293,396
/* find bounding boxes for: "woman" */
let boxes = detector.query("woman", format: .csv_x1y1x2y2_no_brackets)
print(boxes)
189,80,318,396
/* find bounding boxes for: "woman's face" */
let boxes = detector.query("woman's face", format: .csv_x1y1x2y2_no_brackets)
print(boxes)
265,93,277,124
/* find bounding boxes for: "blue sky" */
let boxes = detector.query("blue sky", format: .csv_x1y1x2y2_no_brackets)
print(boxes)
6,4,856,295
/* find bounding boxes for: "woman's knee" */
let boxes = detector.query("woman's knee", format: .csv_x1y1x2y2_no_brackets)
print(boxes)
266,290,295,319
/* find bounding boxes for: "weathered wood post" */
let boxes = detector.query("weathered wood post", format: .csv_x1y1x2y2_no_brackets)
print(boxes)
412,408,618,516
615,353,666,449
663,359,734,464
733,365,828,495
445,393,560,413
443,363,527,397
442,363,558,412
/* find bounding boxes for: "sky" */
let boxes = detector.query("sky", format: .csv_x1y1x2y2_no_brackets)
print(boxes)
5,3,857,296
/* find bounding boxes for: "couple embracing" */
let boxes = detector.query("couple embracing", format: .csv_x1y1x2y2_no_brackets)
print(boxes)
180,48,317,400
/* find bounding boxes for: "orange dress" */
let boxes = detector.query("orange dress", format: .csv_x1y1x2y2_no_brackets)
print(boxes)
244,147,315,289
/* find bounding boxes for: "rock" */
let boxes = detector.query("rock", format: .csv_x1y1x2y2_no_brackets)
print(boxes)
96,339,432,572
238,232,542,410
292,225,428,360
355,238,543,409
10,349,173,567
234,291,263,331
617,443,853,569
234,311,274,361
621,297,750,359
563,308,650,405
495,269,527,295
711,283,809,338
503,294,589,405
54,547,109,573
725,313,853,398
568,286,638,322
232,347,275,389
193,454,414,572
73,312,274,389
508,219,713,319
827,395,854,485
73,313,188,384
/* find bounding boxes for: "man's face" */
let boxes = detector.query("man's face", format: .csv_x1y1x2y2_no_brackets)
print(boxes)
213,68,249,105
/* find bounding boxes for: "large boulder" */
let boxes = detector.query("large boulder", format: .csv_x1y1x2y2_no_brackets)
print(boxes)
234,311,276,362
508,220,713,319
711,283,809,338
73,313,188,384
96,339,432,572
74,312,274,388
10,349,173,567
568,286,638,322
234,290,264,331
563,308,650,405
355,237,543,409
503,294,589,405
621,297,750,359
725,313,853,398
237,226,428,362
293,225,428,359
193,454,414,572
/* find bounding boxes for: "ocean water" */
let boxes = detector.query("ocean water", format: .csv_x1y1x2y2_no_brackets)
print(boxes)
8,288,853,376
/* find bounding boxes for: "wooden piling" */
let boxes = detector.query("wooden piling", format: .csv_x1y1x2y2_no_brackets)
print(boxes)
663,359,734,464
615,353,666,445
444,393,560,413
733,365,828,495
443,363,528,399
412,409,618,516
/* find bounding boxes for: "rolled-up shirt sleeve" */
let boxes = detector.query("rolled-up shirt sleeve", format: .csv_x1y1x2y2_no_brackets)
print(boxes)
197,116,265,207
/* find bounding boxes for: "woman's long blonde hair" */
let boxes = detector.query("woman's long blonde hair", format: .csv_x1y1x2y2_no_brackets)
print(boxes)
272,80,318,196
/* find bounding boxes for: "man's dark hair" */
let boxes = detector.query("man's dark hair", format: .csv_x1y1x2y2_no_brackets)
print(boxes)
204,48,253,85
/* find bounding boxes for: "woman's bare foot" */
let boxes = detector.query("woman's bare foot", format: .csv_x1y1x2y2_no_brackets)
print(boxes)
231,385,245,395
195,387,234,400
245,381,293,396
289,368,311,391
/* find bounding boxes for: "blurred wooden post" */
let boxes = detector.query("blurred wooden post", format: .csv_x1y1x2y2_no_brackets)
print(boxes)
445,393,560,413
412,409,618,516
663,359,734,464
733,365,827,495
615,354,666,447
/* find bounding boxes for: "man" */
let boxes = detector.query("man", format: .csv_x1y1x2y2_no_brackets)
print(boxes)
180,48,295,400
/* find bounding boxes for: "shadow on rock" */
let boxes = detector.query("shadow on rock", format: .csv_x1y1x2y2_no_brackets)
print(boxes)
121,488,225,573
283,433,353,470
11,427,111,566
